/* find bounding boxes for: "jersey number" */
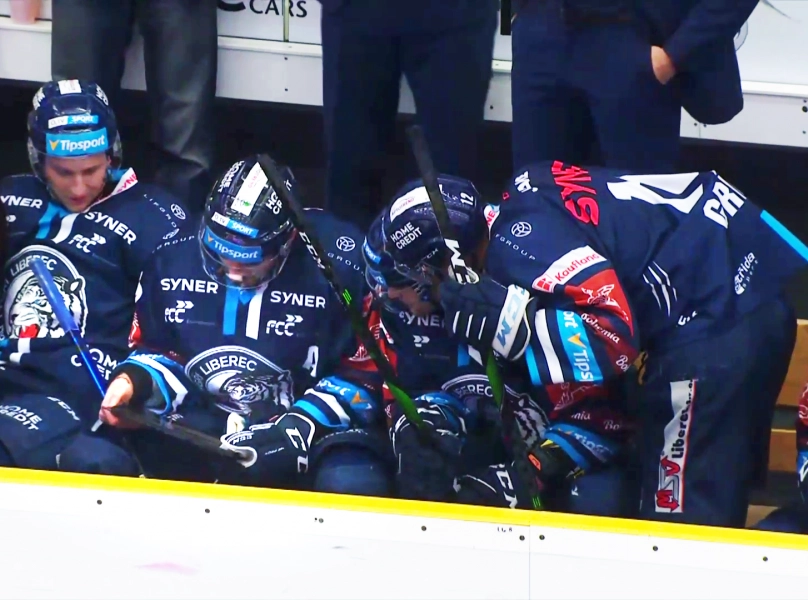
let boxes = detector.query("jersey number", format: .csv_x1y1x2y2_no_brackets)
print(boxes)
606,173,745,229
303,345,319,377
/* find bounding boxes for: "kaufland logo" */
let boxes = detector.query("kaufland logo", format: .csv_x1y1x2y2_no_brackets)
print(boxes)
553,253,601,281
532,246,606,292
45,128,108,157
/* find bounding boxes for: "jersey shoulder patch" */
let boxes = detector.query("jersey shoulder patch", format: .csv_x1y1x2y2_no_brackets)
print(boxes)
303,209,365,279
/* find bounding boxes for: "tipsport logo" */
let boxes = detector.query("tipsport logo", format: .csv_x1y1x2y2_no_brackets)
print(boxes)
45,128,108,157
47,114,99,129
204,227,263,263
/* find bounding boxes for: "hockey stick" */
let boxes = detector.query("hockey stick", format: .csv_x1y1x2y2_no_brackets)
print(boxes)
405,125,543,509
256,155,427,431
29,258,248,462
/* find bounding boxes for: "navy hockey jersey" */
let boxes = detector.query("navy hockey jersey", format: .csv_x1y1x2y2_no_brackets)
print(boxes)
487,160,808,388
121,209,368,429
0,169,186,418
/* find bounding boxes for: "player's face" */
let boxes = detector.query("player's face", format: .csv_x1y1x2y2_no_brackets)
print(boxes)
387,284,436,317
44,154,110,212
221,256,279,288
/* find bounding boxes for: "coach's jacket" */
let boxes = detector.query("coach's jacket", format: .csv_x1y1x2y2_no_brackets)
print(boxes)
516,0,759,125
634,0,760,124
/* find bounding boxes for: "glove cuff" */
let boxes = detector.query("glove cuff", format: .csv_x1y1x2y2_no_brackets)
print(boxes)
492,285,532,359
113,363,158,409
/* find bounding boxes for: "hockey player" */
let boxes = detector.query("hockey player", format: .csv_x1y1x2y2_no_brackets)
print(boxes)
754,382,808,534
379,162,804,527
359,189,636,515
98,156,394,495
0,80,186,475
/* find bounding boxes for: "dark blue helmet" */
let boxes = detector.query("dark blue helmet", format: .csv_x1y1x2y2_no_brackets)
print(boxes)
27,79,122,180
362,214,424,311
200,156,297,289
380,175,486,286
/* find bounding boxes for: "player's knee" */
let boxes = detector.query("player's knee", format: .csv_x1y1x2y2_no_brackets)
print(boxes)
0,394,83,470
553,467,640,518
455,465,519,509
312,448,392,498
754,504,808,534
58,434,140,477
0,443,13,467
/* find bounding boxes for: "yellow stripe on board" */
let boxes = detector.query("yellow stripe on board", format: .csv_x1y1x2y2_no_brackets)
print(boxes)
1,467,807,551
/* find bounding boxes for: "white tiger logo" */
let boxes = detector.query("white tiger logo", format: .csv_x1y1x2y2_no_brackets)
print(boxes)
218,372,294,415
510,393,550,449
6,274,86,339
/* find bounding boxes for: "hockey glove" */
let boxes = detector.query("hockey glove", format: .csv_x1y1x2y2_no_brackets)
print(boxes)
523,438,583,496
439,276,532,361
799,452,808,505
219,411,316,486
391,392,468,502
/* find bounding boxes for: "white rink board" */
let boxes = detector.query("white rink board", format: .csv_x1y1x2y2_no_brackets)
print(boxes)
0,1,807,147
0,468,807,600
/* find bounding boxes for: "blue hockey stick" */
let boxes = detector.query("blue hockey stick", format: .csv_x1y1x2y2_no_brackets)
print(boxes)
29,258,106,396
29,258,247,461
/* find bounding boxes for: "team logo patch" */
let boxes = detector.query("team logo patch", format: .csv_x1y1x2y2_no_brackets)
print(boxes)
3,245,88,339
185,345,294,415
442,373,549,447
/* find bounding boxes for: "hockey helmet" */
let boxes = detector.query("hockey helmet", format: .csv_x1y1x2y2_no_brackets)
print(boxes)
380,175,487,287
200,156,298,289
27,79,122,183
362,213,424,312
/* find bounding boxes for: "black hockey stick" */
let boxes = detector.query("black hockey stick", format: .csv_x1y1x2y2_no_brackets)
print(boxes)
108,407,251,461
29,257,249,463
405,125,544,509
256,154,426,430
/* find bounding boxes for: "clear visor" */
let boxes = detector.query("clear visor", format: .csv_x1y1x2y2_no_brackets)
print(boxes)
199,223,295,289
393,260,439,287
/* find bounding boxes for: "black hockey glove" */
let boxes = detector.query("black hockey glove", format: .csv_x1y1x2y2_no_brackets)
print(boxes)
454,440,582,510
522,438,583,495
219,411,316,486
391,392,468,502
439,276,532,361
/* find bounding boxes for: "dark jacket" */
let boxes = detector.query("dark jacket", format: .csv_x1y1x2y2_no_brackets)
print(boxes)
621,0,759,124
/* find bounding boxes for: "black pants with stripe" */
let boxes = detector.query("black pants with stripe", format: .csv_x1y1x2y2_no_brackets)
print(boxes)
630,296,796,528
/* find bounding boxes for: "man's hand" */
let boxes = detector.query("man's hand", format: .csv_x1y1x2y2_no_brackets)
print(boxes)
651,46,677,85
99,373,139,428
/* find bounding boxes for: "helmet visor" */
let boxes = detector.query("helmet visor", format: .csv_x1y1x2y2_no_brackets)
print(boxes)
392,259,439,287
